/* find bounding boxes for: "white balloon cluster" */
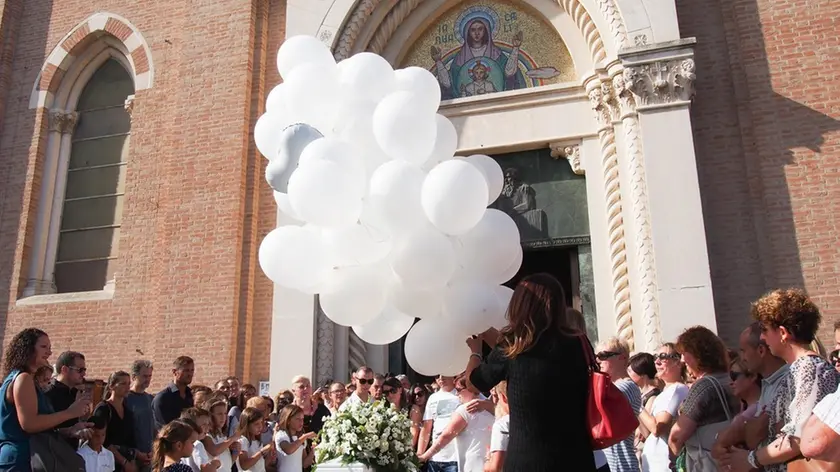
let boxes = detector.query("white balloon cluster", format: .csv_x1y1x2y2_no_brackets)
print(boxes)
257,36,522,376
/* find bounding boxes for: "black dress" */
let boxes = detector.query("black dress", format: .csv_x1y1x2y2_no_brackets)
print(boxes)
470,331,596,472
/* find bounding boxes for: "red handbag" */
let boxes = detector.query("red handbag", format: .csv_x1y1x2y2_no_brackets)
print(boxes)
579,335,640,449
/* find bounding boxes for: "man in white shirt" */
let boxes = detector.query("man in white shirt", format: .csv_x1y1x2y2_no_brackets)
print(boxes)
339,366,374,411
418,375,460,472
800,384,840,462
78,420,115,472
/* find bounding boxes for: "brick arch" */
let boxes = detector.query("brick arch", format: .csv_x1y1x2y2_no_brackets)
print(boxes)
29,12,154,109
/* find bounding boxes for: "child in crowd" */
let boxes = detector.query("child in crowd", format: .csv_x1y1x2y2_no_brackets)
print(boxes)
486,381,510,472
180,408,221,472
237,407,274,472
201,396,241,472
78,416,116,472
34,364,52,391
274,405,317,472
152,420,198,472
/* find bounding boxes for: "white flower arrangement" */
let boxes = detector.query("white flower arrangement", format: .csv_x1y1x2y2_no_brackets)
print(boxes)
315,401,420,472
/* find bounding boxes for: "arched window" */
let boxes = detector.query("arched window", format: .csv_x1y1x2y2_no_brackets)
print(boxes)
53,59,134,293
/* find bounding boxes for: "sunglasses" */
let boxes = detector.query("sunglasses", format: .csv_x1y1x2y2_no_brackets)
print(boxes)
596,351,620,361
413,390,426,397
68,366,87,374
383,388,395,395
357,378,373,385
729,371,751,382
329,390,344,395
654,353,681,362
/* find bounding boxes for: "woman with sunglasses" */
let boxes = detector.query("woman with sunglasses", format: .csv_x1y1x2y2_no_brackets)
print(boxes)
408,383,428,450
382,377,408,413
639,344,688,472
728,355,762,422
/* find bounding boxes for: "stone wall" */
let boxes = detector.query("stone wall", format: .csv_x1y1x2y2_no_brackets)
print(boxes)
0,0,285,389
677,0,840,345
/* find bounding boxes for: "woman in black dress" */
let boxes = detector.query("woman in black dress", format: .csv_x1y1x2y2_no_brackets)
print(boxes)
466,273,595,471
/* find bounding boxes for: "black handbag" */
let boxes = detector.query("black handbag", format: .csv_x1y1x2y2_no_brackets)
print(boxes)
30,430,85,472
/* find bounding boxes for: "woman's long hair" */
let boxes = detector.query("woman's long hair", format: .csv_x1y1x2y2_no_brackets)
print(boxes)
152,420,195,472
500,273,574,358
3,328,48,376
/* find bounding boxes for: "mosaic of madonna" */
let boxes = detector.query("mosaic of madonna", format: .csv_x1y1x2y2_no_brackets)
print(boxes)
400,0,575,100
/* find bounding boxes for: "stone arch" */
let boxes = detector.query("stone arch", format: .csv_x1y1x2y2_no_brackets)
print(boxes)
330,0,631,76
30,12,153,109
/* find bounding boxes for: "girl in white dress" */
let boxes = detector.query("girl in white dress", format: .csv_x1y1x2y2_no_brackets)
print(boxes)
201,397,241,472
274,405,316,472
237,407,274,472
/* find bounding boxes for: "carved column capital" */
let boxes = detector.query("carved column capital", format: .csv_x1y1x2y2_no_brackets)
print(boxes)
587,85,612,131
623,58,695,108
48,110,78,134
618,38,697,110
550,142,584,175
612,73,637,119
124,96,135,119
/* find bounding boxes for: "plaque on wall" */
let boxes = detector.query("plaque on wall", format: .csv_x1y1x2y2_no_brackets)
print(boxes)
400,1,575,100
490,148,589,247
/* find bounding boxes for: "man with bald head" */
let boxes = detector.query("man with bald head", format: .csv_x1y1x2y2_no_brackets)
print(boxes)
340,366,374,411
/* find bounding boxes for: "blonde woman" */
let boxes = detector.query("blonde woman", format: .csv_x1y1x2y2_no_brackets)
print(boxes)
638,344,689,472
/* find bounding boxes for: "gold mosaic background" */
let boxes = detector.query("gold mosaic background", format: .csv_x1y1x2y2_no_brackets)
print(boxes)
400,0,575,95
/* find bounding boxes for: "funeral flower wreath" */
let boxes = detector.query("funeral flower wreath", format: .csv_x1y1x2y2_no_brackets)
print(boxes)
315,400,420,472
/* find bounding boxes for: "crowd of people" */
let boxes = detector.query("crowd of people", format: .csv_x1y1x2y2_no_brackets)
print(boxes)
1,275,840,472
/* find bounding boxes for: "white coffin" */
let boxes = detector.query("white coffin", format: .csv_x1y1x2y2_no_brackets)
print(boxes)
316,458,373,472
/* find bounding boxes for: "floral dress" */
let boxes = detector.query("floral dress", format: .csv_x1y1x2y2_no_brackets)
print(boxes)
764,355,839,472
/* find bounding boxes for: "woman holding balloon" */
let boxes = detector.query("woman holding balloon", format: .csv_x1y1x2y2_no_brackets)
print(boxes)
465,273,595,471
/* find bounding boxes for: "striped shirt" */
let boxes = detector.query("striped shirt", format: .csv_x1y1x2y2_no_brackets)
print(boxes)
602,378,642,472
813,384,840,434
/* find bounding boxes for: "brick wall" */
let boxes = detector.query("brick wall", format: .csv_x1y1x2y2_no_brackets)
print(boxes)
0,0,284,390
677,0,840,345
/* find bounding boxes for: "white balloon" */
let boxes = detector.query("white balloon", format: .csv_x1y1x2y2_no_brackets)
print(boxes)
287,159,363,227
254,111,294,160
456,209,521,281
322,223,392,267
338,52,396,103
320,265,389,326
496,243,523,284
465,154,504,205
424,115,458,170
297,137,366,195
331,98,391,177
394,66,441,112
421,160,489,235
276,35,336,79
272,191,300,221
390,226,456,290
389,283,443,319
266,124,323,192
266,83,288,113
373,91,437,165
443,282,500,336
491,285,514,330
258,226,330,291
352,305,415,345
367,161,427,235
283,62,340,134
404,317,471,376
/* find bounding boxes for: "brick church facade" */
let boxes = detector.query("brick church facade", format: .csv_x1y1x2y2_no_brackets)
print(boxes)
0,0,838,388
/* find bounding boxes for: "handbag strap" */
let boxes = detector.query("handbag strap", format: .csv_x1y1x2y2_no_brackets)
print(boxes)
578,334,599,373
705,375,733,422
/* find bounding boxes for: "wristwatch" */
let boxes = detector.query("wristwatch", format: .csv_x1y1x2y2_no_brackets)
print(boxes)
747,449,762,469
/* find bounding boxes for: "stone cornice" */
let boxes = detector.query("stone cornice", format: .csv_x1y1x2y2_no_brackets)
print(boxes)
48,110,78,134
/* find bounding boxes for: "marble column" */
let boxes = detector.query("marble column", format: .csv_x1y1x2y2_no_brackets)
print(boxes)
619,39,717,342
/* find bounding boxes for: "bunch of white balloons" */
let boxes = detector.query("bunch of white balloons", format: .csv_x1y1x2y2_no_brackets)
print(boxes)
256,36,522,376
